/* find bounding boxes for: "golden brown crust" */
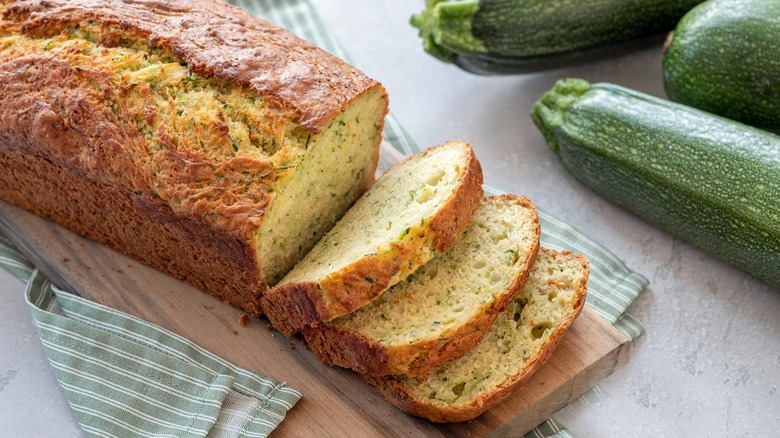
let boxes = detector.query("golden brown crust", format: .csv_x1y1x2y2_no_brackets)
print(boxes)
303,195,541,377
260,142,485,336
1,0,378,133
0,49,273,304
0,148,264,314
0,51,288,239
363,250,590,423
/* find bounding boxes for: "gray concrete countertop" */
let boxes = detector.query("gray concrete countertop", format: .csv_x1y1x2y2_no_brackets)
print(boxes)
2,1,779,436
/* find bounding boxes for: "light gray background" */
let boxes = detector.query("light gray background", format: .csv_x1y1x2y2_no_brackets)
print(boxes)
2,1,779,436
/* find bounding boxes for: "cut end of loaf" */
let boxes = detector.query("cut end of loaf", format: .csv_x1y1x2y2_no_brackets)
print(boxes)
255,86,388,287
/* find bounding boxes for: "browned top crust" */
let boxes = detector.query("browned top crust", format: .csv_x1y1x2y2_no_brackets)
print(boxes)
1,0,378,133
0,0,384,242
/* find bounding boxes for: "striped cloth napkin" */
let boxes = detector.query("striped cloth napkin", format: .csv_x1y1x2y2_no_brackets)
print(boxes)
0,1,648,437
1,235,301,438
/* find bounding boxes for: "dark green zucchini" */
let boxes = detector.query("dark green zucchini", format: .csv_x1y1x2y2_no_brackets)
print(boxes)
532,79,780,288
663,0,780,129
410,0,704,75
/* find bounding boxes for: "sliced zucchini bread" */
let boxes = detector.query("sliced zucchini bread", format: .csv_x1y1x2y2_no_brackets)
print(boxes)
261,141,484,336
364,248,589,422
303,195,540,377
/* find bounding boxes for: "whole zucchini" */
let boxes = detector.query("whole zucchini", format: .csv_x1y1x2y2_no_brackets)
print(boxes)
663,0,780,129
410,0,704,75
532,79,780,288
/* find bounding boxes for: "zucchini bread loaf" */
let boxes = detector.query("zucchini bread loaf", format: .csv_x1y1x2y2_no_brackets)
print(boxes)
0,0,388,314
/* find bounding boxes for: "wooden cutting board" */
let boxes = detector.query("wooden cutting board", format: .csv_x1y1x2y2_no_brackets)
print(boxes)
0,145,631,437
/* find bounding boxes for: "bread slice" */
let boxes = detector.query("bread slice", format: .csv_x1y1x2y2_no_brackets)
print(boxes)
363,248,588,422
303,195,540,377
261,141,484,336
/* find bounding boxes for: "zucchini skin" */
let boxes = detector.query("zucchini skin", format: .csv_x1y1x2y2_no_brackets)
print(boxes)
452,35,665,76
532,79,780,288
663,0,780,129
411,0,704,75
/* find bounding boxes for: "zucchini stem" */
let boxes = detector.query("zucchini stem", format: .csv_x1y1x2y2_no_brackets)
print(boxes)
411,0,487,63
530,79,591,153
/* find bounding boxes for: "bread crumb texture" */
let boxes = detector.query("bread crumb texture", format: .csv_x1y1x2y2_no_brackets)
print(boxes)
280,141,474,286
333,195,538,346
397,249,587,407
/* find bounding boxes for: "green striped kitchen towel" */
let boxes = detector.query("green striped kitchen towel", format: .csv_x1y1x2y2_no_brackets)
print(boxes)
0,236,300,438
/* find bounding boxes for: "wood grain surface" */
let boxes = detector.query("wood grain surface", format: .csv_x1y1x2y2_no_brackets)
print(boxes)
0,144,631,437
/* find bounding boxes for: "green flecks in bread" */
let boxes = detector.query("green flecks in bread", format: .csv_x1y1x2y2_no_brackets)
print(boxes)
304,195,540,376
261,141,484,335
284,143,469,283
365,248,589,422
256,93,385,284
